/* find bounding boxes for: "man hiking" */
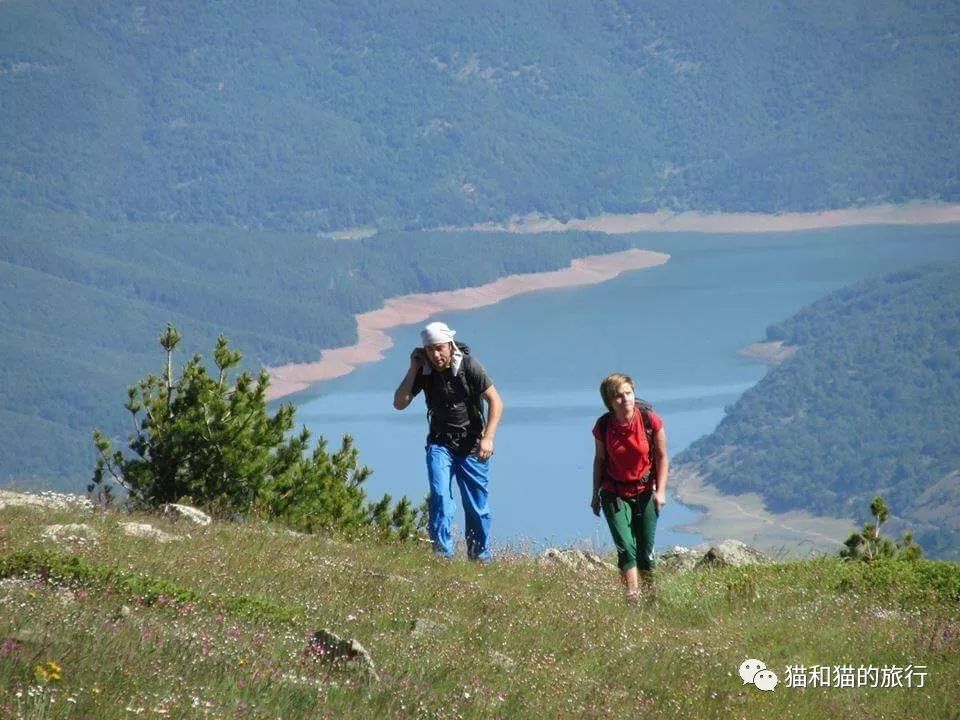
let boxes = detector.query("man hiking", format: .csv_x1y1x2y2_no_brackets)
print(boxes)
393,321,503,561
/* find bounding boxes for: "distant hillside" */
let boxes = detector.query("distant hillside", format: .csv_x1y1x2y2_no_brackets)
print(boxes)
2,1,959,230
674,262,960,559
0,205,634,485
4,1,960,489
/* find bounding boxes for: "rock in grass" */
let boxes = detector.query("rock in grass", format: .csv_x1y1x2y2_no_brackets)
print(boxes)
160,503,212,526
119,522,181,543
657,546,703,572
41,523,98,543
305,628,378,682
2,491,93,512
490,650,517,671
696,539,768,568
411,617,446,639
540,548,617,573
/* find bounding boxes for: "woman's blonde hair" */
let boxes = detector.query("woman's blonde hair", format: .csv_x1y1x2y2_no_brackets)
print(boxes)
599,373,634,413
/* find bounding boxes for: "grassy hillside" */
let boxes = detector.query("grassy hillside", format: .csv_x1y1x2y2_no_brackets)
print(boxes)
674,262,960,559
1,500,958,719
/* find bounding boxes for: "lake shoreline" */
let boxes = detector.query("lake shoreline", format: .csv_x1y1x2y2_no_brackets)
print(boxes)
456,200,960,235
670,467,858,557
267,202,960,553
269,201,960,401
265,248,670,400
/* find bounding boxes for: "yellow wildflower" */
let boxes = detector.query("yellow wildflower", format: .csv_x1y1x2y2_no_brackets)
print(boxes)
34,660,63,683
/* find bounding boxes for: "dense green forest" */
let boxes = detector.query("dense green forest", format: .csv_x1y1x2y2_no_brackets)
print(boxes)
2,0,959,230
0,198,637,483
674,263,960,559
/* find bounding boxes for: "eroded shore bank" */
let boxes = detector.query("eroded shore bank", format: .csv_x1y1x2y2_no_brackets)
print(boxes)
265,248,669,400
268,201,960,400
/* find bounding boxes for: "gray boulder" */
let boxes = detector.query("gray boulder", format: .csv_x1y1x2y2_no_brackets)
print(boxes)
657,545,703,572
161,503,212,526
41,523,98,543
410,617,446,639
119,522,181,543
490,651,517,671
540,548,617,573
305,628,378,682
696,539,769,568
2,491,93,512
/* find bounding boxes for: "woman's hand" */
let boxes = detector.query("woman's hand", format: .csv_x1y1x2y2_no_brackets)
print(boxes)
654,490,667,514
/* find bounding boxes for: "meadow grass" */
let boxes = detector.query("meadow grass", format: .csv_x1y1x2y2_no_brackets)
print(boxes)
1,503,957,719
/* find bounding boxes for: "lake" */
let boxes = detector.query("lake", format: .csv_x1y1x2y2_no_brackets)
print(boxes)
293,223,960,554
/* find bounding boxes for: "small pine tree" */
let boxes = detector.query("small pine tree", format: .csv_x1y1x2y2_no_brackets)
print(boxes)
91,324,418,538
840,495,923,562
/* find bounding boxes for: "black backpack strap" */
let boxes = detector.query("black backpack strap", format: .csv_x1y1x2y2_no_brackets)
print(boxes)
458,356,486,426
639,406,659,476
597,411,611,438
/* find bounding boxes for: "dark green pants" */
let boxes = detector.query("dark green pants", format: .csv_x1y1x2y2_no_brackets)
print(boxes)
601,490,658,572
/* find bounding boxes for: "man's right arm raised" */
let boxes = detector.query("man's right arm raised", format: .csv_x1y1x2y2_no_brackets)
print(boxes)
393,350,423,410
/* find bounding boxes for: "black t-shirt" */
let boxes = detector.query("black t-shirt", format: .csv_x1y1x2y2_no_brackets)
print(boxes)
411,355,492,454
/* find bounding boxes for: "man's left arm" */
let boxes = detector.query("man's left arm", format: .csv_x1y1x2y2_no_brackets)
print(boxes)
477,385,503,461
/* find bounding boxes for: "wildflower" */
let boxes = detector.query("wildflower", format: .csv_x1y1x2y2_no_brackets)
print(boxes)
34,660,63,683
0,640,23,657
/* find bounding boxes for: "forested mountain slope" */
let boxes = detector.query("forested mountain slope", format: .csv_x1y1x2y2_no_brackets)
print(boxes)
673,263,960,559
0,205,634,484
3,1,959,487
3,0,959,230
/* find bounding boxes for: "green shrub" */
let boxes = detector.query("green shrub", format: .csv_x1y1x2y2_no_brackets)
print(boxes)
91,325,418,538
840,496,923,562
835,557,960,604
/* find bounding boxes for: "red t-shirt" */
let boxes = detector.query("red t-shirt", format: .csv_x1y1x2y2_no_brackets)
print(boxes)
592,409,664,497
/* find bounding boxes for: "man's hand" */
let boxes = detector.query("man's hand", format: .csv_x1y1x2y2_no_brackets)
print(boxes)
409,347,426,370
394,350,423,411
591,493,602,517
477,436,494,461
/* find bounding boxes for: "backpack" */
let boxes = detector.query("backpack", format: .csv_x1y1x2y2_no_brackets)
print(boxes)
423,342,486,429
597,399,659,479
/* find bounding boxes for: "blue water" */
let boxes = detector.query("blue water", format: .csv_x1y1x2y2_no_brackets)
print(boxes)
293,224,960,553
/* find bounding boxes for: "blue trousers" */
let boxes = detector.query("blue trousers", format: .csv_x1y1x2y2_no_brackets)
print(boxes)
425,443,492,560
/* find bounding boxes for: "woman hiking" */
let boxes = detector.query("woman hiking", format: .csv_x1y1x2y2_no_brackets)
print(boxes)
590,373,669,603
